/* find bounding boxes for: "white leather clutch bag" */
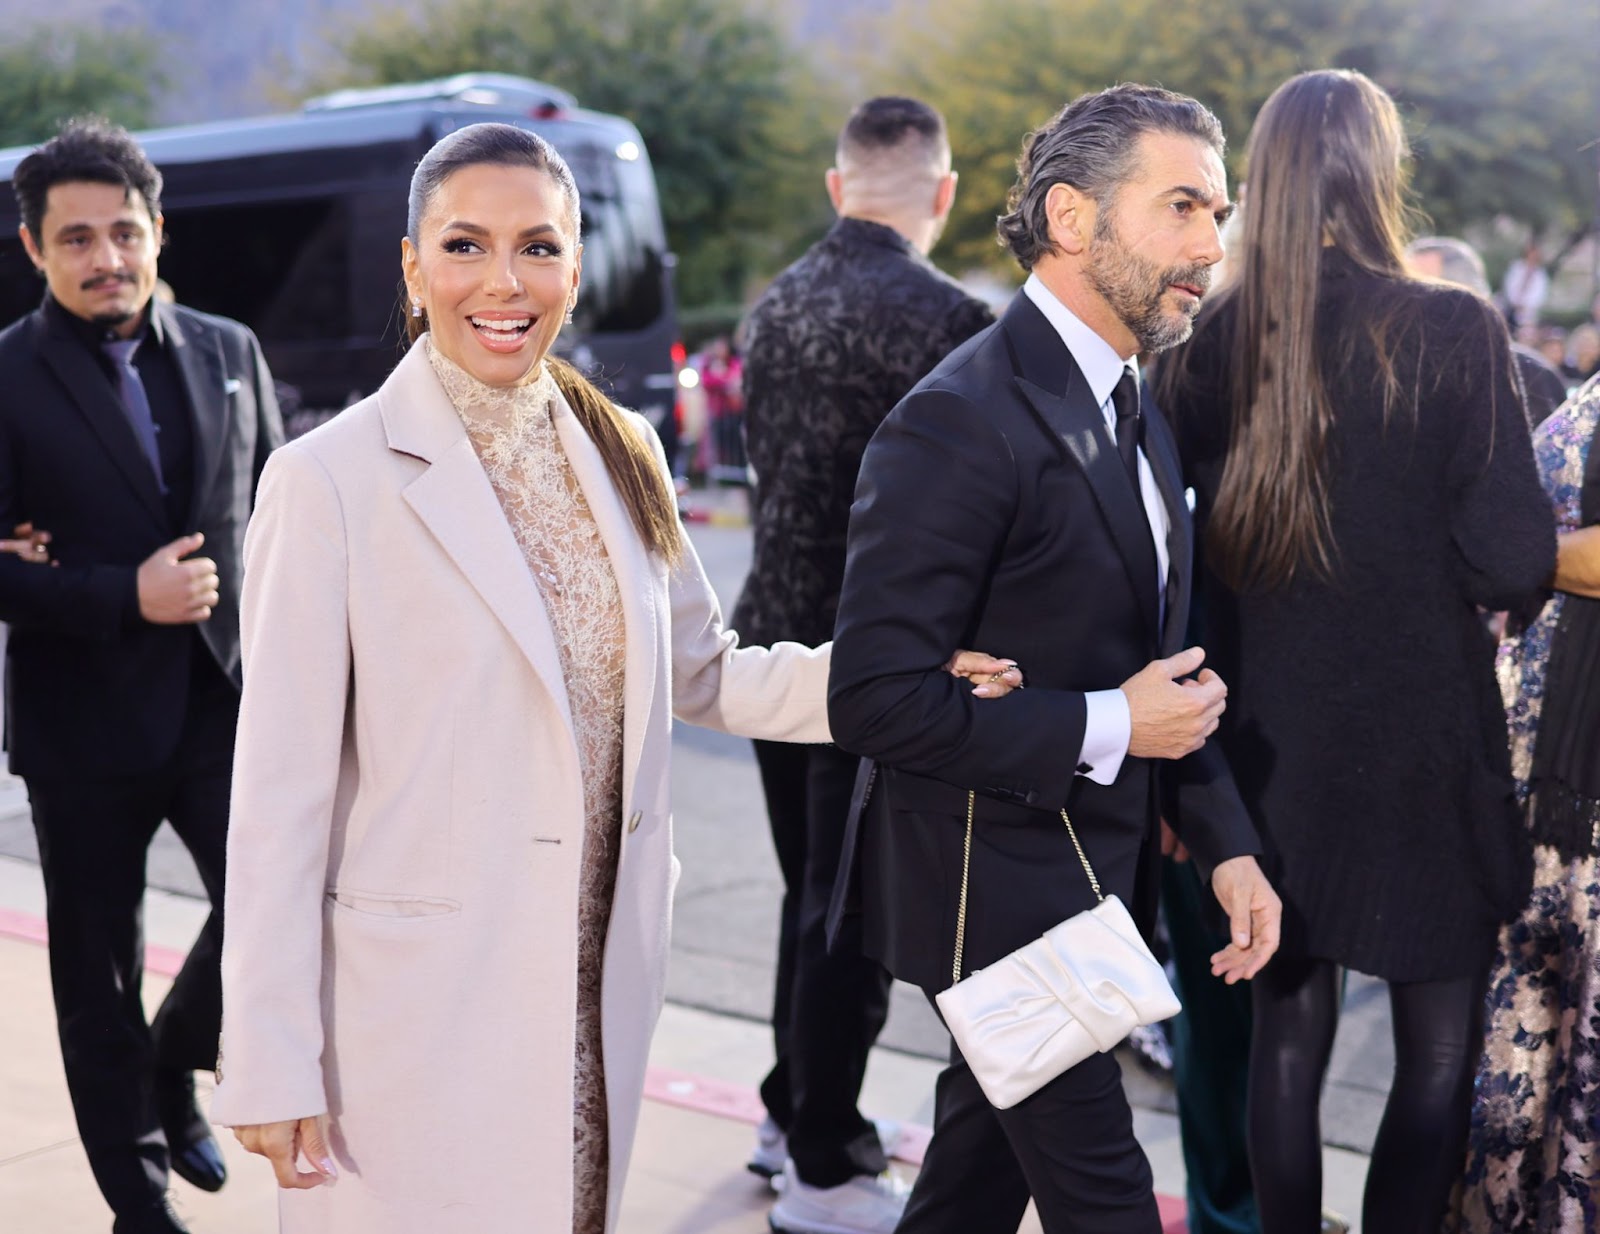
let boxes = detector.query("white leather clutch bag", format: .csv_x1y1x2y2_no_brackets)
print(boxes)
934,793,1181,1110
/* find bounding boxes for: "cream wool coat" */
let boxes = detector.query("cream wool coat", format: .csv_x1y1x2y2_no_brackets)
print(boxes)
209,343,831,1233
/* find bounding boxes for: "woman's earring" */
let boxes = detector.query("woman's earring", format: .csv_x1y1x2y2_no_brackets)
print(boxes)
411,298,423,319
564,299,575,326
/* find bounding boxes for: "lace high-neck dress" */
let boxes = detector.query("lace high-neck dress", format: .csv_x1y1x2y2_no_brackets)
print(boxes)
427,339,625,1234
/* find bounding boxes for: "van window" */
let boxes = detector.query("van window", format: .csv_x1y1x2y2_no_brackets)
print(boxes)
160,198,351,340
574,196,665,334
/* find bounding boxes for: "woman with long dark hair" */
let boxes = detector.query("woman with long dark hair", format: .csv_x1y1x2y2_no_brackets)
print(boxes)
1157,70,1555,1232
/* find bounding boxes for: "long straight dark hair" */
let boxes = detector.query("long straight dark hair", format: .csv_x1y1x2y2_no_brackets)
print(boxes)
406,123,683,565
1188,70,1414,592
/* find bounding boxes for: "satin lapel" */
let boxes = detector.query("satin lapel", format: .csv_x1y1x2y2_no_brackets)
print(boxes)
385,353,576,752
31,312,167,528
1141,403,1192,656
163,305,230,527
552,397,657,817
1002,299,1161,643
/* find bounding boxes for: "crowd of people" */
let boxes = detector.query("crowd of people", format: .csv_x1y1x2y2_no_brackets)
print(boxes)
0,55,1594,1234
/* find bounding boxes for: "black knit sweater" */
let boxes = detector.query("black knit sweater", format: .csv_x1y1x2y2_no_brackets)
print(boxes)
1164,251,1557,981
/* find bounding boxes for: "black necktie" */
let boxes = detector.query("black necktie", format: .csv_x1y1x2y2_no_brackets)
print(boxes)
1111,369,1141,493
102,337,168,494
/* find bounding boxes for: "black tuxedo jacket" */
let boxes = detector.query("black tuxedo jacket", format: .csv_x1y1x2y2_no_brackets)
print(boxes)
827,293,1259,993
0,297,283,780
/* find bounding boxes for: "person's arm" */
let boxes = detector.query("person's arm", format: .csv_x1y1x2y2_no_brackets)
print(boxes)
0,419,142,637
209,444,348,1183
1446,296,1558,609
828,388,1100,806
1555,525,1600,598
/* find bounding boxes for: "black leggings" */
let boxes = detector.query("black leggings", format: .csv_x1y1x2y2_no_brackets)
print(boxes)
1247,955,1484,1234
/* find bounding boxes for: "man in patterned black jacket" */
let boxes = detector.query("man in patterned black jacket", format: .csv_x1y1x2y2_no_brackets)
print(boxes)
730,96,994,1234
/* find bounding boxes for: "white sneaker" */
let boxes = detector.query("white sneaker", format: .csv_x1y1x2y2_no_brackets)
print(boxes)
748,1116,906,1181
768,1156,910,1234
749,1115,787,1179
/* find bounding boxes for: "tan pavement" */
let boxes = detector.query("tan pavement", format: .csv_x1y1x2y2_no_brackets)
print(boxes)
0,927,1030,1234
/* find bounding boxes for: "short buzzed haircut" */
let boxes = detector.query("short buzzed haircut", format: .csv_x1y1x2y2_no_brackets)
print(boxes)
12,116,162,244
1406,235,1490,297
838,96,947,166
998,84,1223,270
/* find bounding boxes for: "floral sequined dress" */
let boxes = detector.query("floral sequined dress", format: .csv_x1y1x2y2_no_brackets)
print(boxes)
1450,380,1600,1233
427,339,625,1234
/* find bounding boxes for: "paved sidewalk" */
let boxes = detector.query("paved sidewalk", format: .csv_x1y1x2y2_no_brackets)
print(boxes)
0,850,1374,1233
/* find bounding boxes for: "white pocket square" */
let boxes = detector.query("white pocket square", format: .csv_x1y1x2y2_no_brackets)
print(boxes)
223,378,242,395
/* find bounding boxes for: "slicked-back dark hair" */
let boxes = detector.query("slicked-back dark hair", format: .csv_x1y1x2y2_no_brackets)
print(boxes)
998,84,1223,270
12,116,162,244
838,96,947,161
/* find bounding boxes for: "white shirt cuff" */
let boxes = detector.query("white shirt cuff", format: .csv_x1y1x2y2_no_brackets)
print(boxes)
1077,689,1131,786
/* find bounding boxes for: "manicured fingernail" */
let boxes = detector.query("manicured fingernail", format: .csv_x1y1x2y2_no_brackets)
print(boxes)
319,1158,338,1178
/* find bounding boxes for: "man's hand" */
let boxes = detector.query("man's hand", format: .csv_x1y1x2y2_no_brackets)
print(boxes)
1159,818,1190,864
1122,647,1226,760
138,533,219,624
0,522,52,565
1209,855,1281,984
946,650,1024,699
234,1114,338,1190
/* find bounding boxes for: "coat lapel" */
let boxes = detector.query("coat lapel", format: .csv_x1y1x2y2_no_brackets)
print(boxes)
552,396,658,817
1140,401,1193,656
1002,296,1161,644
162,304,231,528
30,308,167,528
380,345,577,752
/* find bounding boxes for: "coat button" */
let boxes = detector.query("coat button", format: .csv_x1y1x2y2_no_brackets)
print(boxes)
627,811,642,834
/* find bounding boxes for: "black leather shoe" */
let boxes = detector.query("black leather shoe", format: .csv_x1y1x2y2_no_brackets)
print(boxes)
112,1197,191,1234
155,1069,228,1193
168,1130,228,1193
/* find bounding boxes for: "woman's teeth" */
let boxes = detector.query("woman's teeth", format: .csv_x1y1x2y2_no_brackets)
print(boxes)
470,316,532,341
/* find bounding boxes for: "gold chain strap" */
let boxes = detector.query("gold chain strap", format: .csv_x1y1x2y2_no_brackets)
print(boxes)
951,790,1104,985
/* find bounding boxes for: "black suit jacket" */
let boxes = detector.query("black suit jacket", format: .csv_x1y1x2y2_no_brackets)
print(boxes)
827,293,1259,993
0,297,284,780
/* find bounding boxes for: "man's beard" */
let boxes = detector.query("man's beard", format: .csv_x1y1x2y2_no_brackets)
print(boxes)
91,308,139,328
1085,211,1210,355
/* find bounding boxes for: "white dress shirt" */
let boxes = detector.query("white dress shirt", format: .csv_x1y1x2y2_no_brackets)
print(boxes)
1022,274,1171,786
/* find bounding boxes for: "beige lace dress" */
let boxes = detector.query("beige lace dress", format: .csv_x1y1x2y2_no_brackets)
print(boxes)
427,339,625,1234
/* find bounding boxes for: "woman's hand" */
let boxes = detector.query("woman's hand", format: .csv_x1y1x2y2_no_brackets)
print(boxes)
1554,525,1600,599
946,650,1024,698
0,521,52,564
234,1114,339,1189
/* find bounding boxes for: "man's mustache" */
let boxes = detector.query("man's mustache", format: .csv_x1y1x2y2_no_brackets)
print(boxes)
81,274,137,291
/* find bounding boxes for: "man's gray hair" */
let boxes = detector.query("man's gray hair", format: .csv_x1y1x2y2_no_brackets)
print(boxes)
997,84,1224,270
1406,235,1490,297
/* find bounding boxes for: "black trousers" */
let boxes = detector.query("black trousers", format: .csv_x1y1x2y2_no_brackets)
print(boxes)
26,655,237,1215
753,740,893,1187
899,992,1161,1234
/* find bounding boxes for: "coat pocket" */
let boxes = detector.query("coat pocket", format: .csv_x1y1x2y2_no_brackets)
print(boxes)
325,889,462,918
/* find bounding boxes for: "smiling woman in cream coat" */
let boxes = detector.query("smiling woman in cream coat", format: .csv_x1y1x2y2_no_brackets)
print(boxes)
208,124,854,1234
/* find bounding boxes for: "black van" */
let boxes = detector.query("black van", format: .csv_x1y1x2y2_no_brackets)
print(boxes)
0,73,681,437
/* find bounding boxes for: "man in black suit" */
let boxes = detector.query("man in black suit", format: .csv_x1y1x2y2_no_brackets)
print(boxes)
828,86,1281,1232
0,118,283,1234
731,96,996,1234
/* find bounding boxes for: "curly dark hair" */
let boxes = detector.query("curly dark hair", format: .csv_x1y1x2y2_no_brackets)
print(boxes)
12,116,162,244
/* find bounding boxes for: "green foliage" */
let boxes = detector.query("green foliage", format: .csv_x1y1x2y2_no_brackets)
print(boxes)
0,28,161,148
328,0,842,307
872,0,1600,278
